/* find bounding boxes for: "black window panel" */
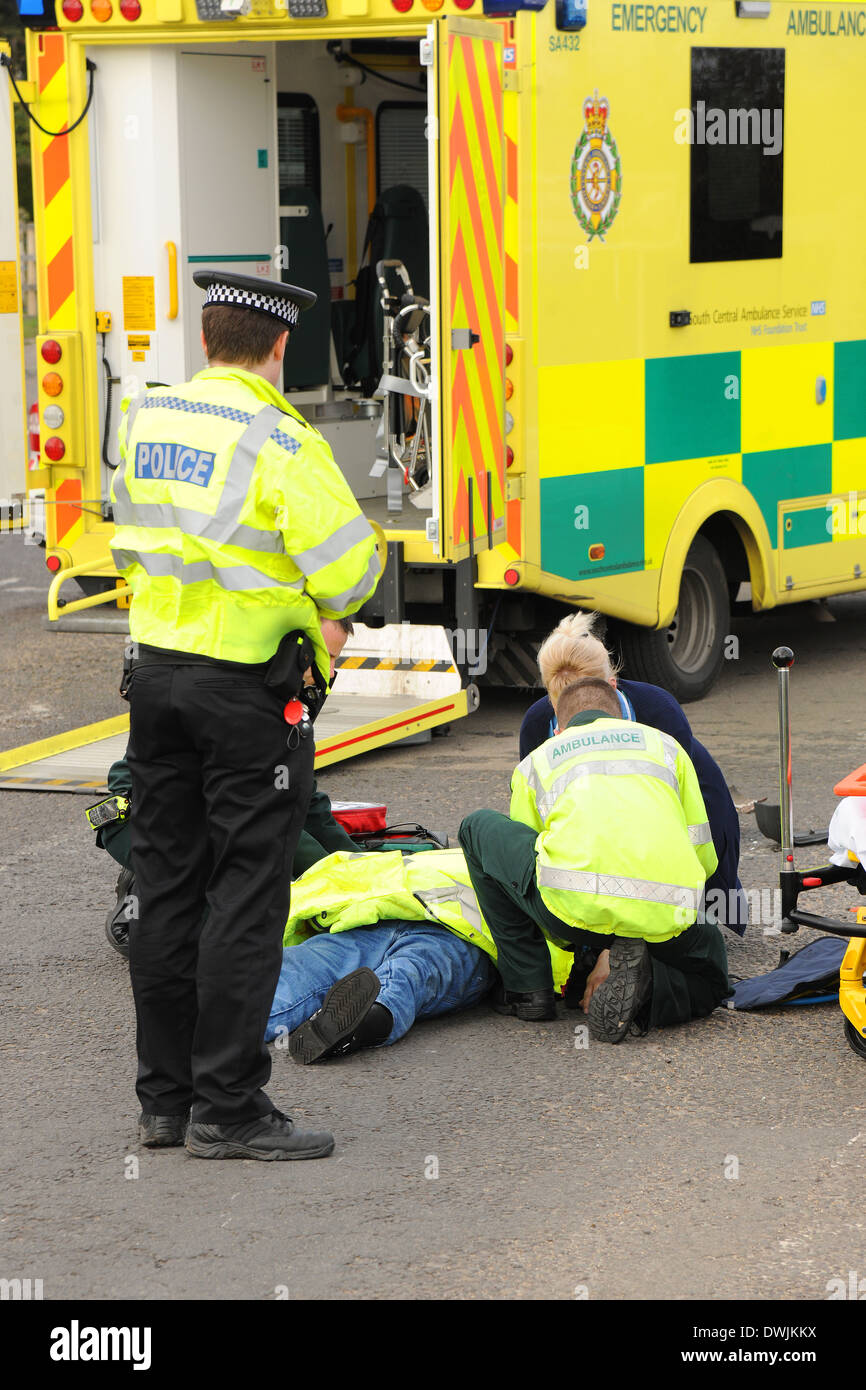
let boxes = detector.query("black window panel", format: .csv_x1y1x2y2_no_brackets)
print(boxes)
690,47,784,264
376,102,428,209
277,93,321,204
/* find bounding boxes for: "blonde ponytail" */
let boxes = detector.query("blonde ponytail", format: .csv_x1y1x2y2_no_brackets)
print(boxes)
537,611,620,707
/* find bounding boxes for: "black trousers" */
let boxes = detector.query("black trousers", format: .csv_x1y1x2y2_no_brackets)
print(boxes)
458,810,730,1028
126,663,314,1124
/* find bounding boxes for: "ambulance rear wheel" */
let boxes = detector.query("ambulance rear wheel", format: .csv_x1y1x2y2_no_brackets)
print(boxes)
844,1018,866,1060
615,536,729,703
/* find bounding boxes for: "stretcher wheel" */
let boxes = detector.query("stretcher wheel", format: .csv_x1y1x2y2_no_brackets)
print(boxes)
843,1018,866,1060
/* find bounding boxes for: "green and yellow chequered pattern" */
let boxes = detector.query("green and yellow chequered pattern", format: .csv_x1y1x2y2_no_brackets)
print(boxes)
538,339,866,582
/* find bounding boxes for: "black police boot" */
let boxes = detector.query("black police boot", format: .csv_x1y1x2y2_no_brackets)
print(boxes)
186,1109,335,1161
105,867,135,960
288,968,391,1064
587,936,653,1043
492,984,558,1021
139,1112,188,1147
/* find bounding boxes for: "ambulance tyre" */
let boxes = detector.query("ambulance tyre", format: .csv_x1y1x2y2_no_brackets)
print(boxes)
844,1018,866,1060
615,536,729,703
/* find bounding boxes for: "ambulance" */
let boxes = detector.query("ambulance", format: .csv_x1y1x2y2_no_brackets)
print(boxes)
2,0,866,750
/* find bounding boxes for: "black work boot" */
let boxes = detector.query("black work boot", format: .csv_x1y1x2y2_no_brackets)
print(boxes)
288,968,391,1064
492,984,558,1021
587,936,653,1043
139,1112,188,1147
185,1109,334,1161
106,867,134,959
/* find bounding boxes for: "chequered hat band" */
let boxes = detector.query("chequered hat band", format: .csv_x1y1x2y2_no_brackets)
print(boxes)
203,283,300,328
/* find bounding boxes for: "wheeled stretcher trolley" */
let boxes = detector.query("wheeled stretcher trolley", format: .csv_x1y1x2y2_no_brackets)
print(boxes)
772,647,866,1059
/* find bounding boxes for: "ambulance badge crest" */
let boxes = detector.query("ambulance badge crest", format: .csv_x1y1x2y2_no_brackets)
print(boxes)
570,91,622,241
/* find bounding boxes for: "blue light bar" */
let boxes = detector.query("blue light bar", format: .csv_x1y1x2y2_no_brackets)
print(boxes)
482,0,548,14
15,0,57,21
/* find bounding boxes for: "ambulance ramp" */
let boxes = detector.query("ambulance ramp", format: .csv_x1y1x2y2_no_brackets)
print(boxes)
0,717,131,793
0,625,477,791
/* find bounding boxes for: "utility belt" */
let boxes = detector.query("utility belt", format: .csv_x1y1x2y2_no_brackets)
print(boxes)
120,631,329,747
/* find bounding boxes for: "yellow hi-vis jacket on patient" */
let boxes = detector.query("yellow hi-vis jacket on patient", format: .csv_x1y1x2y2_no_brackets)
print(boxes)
510,716,718,943
283,849,575,991
109,367,380,674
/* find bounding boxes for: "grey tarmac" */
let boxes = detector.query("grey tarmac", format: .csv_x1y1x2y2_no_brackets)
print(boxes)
2,539,865,1300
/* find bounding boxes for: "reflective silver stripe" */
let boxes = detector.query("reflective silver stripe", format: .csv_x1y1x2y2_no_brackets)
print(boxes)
537,865,698,911
124,392,147,439
414,883,483,931
688,822,713,846
532,757,679,821
116,502,283,554
126,550,304,593
520,759,546,809
111,547,139,571
111,394,148,526
321,550,381,612
659,732,680,775
224,405,285,515
290,514,375,577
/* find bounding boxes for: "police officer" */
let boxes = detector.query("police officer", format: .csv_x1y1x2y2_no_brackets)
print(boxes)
110,271,381,1160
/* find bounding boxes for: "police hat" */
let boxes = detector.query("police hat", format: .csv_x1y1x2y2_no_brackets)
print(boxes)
193,270,316,331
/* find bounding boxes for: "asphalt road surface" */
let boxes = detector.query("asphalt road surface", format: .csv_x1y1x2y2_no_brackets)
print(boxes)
2,538,866,1303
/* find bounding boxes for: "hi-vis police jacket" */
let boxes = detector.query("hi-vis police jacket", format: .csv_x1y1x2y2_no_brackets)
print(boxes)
283,849,574,991
510,715,719,943
109,367,380,674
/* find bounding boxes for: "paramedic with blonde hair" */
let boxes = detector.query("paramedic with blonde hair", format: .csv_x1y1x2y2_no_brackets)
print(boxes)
458,676,731,1041
519,612,747,937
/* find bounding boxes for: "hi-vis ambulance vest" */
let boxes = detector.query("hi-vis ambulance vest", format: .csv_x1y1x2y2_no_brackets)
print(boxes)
110,367,380,671
283,849,574,992
511,717,718,943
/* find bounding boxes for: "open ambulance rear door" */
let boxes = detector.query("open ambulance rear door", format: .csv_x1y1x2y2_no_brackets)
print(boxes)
430,16,507,563
0,44,27,532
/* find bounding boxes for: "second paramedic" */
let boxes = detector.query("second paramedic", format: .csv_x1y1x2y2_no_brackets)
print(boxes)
458,676,730,1040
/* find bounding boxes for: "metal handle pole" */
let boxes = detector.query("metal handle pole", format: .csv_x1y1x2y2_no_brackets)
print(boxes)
772,646,795,872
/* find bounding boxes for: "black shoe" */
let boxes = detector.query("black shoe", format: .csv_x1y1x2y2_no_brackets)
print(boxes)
139,1112,188,1147
185,1109,334,1161
105,867,134,959
587,936,653,1043
492,986,558,1021
288,968,390,1064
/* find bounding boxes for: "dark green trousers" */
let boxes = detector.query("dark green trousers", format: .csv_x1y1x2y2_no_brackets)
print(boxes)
458,809,730,1027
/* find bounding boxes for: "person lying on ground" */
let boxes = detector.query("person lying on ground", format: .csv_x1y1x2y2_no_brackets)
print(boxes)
272,846,572,1061
519,610,747,935
458,676,730,1042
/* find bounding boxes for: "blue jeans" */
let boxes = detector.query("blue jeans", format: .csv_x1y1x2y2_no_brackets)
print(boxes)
266,920,496,1046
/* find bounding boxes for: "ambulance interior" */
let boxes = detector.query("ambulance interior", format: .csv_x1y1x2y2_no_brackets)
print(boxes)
272,37,433,531
91,35,435,535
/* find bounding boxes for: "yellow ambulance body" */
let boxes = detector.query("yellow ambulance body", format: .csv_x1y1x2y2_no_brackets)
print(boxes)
8,0,866,706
